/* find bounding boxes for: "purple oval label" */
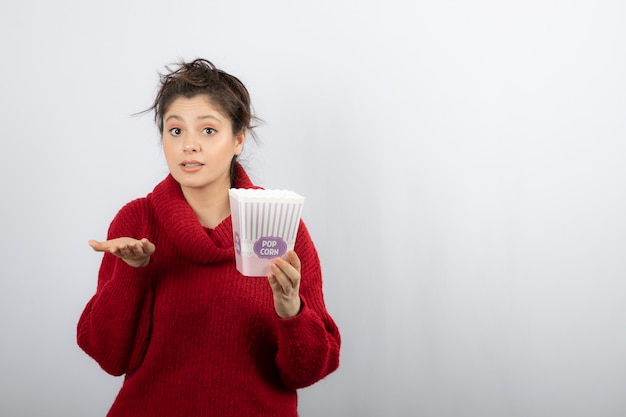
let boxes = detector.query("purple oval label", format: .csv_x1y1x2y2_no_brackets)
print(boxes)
253,236,287,259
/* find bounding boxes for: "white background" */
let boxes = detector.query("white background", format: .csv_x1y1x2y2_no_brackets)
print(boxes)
1,1,625,416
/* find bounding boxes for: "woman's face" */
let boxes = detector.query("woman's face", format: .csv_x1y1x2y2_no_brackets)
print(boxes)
162,95,245,194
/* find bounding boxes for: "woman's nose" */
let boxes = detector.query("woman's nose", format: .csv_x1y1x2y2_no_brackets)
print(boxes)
183,141,199,152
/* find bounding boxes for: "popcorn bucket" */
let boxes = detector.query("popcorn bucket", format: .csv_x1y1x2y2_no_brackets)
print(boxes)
229,188,305,276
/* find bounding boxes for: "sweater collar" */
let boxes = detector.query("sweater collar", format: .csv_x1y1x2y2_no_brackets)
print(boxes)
149,163,258,265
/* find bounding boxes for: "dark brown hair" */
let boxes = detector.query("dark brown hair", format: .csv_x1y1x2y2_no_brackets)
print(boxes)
148,58,260,185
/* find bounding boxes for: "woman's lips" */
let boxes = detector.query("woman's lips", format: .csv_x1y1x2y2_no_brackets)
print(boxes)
180,161,204,172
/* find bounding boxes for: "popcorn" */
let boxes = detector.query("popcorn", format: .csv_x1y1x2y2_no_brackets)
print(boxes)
229,188,305,276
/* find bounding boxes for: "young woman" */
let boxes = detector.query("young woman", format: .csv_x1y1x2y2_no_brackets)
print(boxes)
77,58,341,417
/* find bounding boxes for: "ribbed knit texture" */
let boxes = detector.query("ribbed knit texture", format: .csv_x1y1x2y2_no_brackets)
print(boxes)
77,164,341,417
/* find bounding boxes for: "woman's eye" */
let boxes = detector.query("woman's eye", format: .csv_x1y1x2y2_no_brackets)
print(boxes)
169,127,182,136
203,127,216,135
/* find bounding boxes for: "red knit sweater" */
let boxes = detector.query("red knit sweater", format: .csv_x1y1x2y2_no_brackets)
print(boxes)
77,164,341,416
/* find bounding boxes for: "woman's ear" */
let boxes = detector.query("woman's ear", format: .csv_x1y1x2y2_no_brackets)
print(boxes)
234,129,246,156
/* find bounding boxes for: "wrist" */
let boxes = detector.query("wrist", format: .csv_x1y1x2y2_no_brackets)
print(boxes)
127,257,151,268
276,297,302,319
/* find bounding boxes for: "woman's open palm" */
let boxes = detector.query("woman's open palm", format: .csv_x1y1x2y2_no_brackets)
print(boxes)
89,237,155,267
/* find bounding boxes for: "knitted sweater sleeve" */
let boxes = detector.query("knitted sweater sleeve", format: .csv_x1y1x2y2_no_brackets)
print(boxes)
274,221,341,389
76,200,155,376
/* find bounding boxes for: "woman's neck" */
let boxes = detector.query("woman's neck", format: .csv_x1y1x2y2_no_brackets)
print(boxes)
181,181,232,229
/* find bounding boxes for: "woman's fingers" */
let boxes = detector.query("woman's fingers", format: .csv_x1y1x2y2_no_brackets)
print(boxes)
139,238,156,256
270,256,300,292
270,263,296,293
285,250,301,272
88,239,106,252
267,251,303,318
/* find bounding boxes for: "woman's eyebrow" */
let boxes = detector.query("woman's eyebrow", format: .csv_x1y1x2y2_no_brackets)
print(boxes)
197,114,221,122
164,114,183,123
164,114,221,123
